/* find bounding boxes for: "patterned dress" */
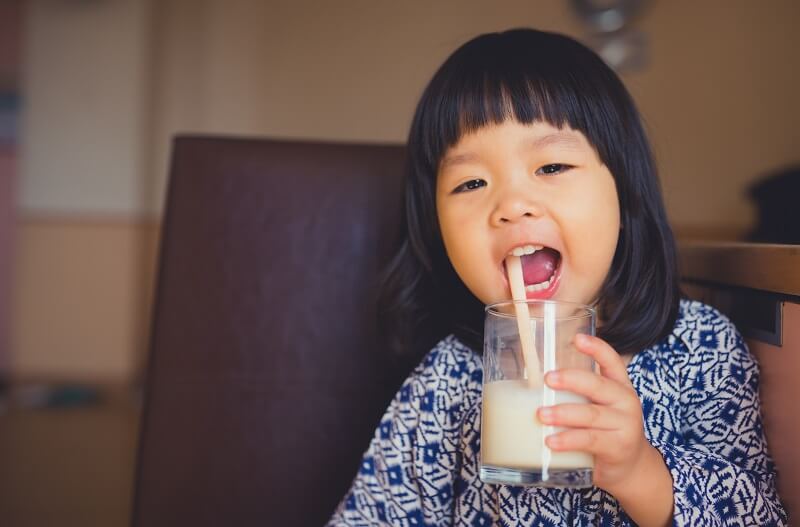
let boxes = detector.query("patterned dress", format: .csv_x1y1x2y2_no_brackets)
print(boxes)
327,300,787,526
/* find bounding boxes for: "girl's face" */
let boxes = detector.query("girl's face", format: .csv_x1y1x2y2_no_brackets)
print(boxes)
436,119,620,307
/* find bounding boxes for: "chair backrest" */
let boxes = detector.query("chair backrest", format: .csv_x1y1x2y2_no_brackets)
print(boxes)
132,136,409,526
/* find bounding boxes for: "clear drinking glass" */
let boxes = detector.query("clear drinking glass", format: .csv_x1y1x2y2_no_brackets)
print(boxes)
479,299,596,488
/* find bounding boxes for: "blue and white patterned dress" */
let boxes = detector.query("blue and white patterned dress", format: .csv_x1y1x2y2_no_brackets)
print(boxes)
328,300,787,526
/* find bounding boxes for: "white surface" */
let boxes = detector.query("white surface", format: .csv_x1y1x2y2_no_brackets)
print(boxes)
19,0,153,216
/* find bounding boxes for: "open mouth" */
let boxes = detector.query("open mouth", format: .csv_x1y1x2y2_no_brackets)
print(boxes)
504,245,562,299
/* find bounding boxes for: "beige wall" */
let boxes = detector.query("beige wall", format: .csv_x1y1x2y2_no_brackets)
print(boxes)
21,0,800,223
632,2,800,233
149,0,800,230
13,0,800,380
14,0,156,381
11,219,158,381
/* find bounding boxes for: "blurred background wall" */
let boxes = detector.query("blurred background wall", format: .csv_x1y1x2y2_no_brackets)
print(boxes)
10,0,800,383
0,1,22,378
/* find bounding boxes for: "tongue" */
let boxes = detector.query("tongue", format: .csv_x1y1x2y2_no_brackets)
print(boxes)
520,248,560,285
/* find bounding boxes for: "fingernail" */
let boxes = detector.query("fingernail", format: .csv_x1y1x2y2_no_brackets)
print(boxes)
575,334,589,346
546,372,560,385
538,407,553,420
546,435,561,448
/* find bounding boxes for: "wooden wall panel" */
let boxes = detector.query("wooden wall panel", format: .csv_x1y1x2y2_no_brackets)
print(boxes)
748,302,800,519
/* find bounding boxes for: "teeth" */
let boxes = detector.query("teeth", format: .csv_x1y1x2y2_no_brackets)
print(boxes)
509,245,543,257
525,277,552,293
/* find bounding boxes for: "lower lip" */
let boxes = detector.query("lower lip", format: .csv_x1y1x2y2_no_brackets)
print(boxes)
502,261,563,301
525,265,562,300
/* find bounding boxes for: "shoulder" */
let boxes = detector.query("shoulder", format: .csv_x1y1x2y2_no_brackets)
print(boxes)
408,335,483,391
672,299,745,354
394,335,483,416
671,299,752,365
665,299,756,392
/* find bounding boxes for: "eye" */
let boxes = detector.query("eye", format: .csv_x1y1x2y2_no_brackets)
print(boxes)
452,179,487,194
536,163,573,176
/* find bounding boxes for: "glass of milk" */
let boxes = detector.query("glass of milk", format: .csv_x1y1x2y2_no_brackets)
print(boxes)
479,299,596,488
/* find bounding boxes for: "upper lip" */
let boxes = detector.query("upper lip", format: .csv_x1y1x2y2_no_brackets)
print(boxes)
498,238,564,286
501,238,564,261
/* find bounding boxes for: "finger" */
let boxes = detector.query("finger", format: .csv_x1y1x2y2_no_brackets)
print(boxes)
545,428,620,455
537,403,627,431
573,334,632,386
544,368,630,406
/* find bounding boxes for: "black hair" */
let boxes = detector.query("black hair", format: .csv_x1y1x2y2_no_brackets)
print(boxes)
379,28,681,360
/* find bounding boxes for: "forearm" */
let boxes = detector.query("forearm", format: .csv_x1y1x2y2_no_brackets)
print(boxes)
610,444,673,527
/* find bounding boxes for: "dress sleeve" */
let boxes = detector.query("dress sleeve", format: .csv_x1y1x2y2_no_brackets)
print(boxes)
656,323,787,526
327,343,482,526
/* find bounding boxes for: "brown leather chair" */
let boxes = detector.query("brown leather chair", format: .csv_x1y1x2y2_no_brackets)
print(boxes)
132,136,414,526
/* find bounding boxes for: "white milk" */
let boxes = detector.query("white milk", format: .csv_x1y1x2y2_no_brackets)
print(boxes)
481,379,593,471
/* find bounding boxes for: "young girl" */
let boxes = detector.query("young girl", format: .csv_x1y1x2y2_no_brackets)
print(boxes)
328,28,786,526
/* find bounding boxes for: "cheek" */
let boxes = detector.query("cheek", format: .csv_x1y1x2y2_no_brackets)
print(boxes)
440,214,481,275
437,199,461,258
565,178,620,281
437,202,495,299
579,223,618,272
437,199,467,268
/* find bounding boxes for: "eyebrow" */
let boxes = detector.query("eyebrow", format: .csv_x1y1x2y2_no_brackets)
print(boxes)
440,152,480,170
439,131,586,171
528,132,584,151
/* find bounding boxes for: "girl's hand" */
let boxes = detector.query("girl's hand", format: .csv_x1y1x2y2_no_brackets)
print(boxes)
536,334,666,499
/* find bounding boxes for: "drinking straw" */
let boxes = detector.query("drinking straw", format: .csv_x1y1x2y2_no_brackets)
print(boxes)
541,300,557,478
506,255,541,387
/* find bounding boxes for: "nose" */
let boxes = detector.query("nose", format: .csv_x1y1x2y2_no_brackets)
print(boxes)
489,189,545,226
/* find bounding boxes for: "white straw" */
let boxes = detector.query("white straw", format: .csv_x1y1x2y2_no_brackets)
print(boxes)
506,255,541,387
541,300,557,479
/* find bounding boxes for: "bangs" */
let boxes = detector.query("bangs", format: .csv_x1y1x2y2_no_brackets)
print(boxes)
412,29,626,174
